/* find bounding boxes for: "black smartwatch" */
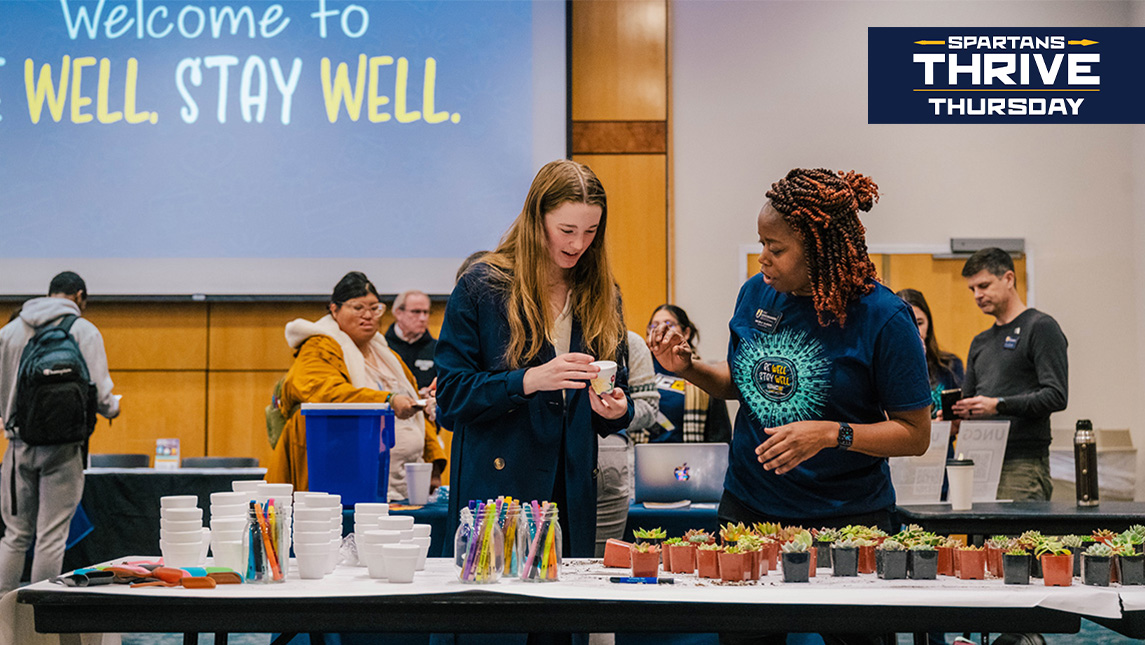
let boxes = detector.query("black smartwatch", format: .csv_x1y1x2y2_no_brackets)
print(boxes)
836,422,854,450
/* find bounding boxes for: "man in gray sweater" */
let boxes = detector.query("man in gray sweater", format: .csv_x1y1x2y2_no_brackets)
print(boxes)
954,248,1068,501
0,272,120,592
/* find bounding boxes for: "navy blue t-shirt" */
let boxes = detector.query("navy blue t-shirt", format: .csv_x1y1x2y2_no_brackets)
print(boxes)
724,275,931,519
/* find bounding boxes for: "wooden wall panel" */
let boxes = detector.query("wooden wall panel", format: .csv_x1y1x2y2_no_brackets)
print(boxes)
83,303,207,370
207,371,280,466
209,302,324,371
571,0,667,121
87,371,206,461
884,255,1027,363
574,154,668,329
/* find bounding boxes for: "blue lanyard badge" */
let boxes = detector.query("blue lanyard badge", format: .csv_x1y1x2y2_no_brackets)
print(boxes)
753,308,782,334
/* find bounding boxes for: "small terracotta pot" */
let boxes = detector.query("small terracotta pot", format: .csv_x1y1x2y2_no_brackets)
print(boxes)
808,544,817,578
670,543,697,574
630,548,660,578
745,549,761,580
697,549,721,578
953,547,962,576
762,541,778,573
603,539,632,568
986,546,1003,578
661,543,674,570
957,549,986,580
858,545,876,574
1041,553,1073,587
719,551,748,582
937,546,955,576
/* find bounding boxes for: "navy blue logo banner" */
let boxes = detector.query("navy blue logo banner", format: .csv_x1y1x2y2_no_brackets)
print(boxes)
869,28,1145,123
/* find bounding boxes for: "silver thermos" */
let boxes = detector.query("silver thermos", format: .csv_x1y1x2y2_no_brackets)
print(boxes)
1074,419,1099,507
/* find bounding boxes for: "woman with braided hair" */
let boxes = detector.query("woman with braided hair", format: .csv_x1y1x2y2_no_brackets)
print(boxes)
650,168,931,570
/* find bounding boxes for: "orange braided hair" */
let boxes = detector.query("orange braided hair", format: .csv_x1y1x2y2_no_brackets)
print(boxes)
765,168,879,327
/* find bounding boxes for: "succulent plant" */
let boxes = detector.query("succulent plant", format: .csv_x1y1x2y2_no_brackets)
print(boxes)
698,542,724,551
878,539,906,551
783,529,813,552
833,537,861,549
684,529,714,544
1085,542,1113,557
663,537,683,546
633,527,667,540
632,542,660,554
1034,538,1070,557
909,543,936,551
1005,546,1029,556
1017,530,1043,551
753,522,782,538
1061,535,1083,549
1121,525,1145,545
720,522,749,543
814,527,840,543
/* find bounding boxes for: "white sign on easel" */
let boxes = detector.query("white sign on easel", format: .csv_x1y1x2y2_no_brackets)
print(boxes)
890,421,952,504
952,420,1011,502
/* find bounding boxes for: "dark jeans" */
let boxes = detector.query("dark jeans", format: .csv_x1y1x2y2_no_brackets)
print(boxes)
715,492,893,645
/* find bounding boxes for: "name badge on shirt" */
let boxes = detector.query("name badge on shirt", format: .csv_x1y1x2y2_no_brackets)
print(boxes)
753,308,783,334
1003,326,1020,350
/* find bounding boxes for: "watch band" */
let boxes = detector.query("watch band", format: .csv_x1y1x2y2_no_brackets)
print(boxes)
837,422,854,450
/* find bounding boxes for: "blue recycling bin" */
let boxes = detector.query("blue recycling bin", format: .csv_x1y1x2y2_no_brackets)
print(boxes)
301,403,395,505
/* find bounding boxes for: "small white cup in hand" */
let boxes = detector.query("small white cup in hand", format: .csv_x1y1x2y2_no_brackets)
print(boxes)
589,360,618,395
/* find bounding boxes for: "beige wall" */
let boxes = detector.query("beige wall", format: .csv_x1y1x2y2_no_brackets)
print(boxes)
672,1,1143,493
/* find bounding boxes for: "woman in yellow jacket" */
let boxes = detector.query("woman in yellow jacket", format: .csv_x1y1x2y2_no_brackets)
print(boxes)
270,271,446,500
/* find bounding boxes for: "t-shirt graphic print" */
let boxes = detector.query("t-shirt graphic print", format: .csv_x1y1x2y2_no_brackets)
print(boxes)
732,327,831,428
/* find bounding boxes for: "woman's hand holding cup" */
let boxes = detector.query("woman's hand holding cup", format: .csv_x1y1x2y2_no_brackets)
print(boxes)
523,353,598,395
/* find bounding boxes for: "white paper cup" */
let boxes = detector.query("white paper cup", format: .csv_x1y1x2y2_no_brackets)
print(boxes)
210,491,247,506
405,463,433,505
293,507,331,523
160,507,203,521
381,544,419,583
210,517,247,532
946,458,975,511
412,523,432,539
303,493,343,508
406,536,431,571
231,480,265,493
161,529,205,544
212,540,244,571
293,530,332,545
359,542,388,579
355,503,389,515
294,520,328,534
160,518,203,533
257,483,294,498
359,530,403,545
295,549,329,580
160,495,199,509
163,542,204,568
375,516,414,531
209,503,249,518
590,360,618,394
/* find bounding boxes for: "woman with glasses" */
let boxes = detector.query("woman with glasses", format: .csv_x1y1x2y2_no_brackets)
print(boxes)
435,160,632,560
269,271,446,498
639,304,731,444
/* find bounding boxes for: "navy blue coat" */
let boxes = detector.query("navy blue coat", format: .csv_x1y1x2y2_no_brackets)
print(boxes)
435,265,632,557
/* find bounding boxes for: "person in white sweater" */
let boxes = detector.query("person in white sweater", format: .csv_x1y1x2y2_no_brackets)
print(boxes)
594,330,660,555
0,272,119,593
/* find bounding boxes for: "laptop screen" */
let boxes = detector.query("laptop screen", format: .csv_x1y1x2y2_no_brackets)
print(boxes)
633,443,729,503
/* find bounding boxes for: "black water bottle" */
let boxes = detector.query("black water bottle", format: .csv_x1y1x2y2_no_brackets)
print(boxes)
1074,419,1099,507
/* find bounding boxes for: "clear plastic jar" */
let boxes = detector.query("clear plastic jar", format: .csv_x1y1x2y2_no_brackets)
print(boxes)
501,502,522,577
518,503,561,581
242,501,289,583
455,503,504,583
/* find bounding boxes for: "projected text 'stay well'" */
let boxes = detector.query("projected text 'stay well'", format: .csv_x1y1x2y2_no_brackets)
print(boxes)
15,1,462,126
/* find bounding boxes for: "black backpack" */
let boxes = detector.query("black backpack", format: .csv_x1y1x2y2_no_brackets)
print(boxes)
10,314,98,445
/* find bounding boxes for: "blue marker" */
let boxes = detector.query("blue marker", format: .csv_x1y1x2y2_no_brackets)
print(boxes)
609,576,673,584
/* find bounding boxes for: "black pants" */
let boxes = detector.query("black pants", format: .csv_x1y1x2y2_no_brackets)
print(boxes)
716,492,894,645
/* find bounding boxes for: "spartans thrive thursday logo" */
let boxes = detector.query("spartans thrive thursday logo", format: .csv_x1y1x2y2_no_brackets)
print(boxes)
733,329,830,427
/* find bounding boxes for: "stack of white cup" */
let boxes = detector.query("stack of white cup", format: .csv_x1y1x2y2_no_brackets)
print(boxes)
208,491,248,571
159,495,208,568
293,492,343,578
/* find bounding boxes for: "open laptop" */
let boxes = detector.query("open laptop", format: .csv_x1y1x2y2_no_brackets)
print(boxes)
633,443,729,504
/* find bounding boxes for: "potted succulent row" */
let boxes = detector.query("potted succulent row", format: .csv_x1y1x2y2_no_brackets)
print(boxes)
1115,528,1145,585
1016,531,1044,578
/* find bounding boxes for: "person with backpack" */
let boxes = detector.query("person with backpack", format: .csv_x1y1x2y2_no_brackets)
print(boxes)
0,272,120,593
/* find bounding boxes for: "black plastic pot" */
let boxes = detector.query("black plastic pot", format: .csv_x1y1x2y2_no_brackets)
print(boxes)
878,550,907,580
781,551,811,583
814,539,833,569
1003,553,1031,585
1083,554,1111,586
1121,553,1145,585
832,546,858,577
908,549,938,580
1029,553,1043,578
